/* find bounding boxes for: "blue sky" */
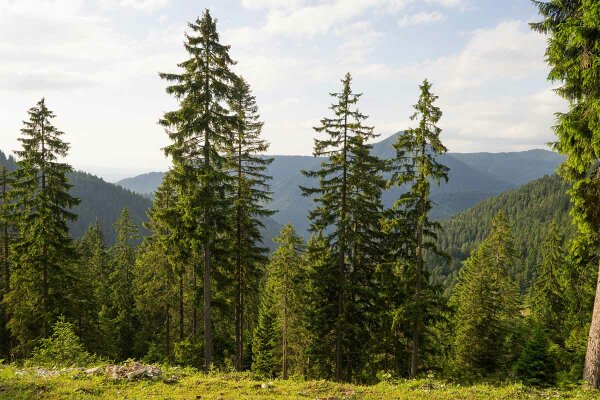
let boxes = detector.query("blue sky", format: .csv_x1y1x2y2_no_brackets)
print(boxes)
0,0,564,181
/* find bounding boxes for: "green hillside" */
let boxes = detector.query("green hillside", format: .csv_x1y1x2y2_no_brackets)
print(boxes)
0,150,151,244
434,174,574,291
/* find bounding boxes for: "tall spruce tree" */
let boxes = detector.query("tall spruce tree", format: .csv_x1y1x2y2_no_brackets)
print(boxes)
531,0,600,387
109,207,139,360
5,98,80,354
159,9,238,368
229,77,274,371
301,72,384,381
452,212,520,374
387,79,448,378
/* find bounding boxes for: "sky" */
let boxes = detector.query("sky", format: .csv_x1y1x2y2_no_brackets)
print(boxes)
0,0,566,181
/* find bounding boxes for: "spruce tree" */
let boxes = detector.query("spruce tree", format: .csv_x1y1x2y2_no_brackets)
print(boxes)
109,207,139,359
229,77,274,371
387,79,448,377
252,282,281,378
301,73,385,381
74,221,107,353
303,234,336,379
135,172,185,361
528,220,567,334
6,98,80,354
159,9,238,368
134,236,175,362
0,166,15,358
531,0,600,386
452,212,520,374
257,224,305,378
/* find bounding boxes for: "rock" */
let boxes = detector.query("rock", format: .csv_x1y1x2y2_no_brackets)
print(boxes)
105,363,162,381
126,368,147,380
84,367,102,376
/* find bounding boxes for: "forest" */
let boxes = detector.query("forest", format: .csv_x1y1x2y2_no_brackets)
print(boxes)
2,1,600,398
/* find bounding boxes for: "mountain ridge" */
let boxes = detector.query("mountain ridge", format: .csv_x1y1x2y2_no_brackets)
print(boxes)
116,134,564,236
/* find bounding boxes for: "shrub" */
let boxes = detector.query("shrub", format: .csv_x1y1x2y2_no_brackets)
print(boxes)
28,317,96,367
513,328,555,386
174,339,203,368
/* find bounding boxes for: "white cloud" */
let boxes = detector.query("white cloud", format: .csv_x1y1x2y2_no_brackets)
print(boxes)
97,0,170,12
398,11,445,27
240,0,304,11
263,0,378,36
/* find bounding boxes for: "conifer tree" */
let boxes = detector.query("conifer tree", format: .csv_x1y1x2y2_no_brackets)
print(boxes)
109,207,139,359
528,220,567,334
256,224,305,378
531,0,600,386
229,77,274,371
135,172,184,361
159,9,238,368
149,173,182,338
74,221,107,353
134,236,175,361
0,166,15,358
6,98,80,354
452,212,520,374
301,73,384,381
387,79,448,377
252,283,281,377
303,234,336,379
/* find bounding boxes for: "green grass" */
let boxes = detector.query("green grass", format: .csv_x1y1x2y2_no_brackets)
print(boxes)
0,365,598,399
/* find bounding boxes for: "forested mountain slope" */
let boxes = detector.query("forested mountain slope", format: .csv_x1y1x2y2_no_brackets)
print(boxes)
0,150,151,244
118,134,564,236
433,174,573,291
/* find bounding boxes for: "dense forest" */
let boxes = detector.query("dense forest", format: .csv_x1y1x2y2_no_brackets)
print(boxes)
2,1,600,393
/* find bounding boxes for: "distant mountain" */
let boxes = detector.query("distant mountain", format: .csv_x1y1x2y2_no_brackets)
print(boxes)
117,134,564,236
117,172,167,196
434,174,573,292
0,150,151,245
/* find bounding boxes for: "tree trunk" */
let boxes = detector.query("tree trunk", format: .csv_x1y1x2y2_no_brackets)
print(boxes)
584,259,600,388
336,103,349,383
203,230,212,369
410,142,427,379
235,136,243,371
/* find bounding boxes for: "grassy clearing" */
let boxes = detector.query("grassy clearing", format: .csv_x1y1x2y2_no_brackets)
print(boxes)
0,365,598,400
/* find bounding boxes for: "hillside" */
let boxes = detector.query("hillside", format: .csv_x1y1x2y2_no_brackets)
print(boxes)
433,174,574,291
0,150,151,245
117,133,564,236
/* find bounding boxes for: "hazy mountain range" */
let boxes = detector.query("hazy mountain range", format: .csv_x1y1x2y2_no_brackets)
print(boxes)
116,133,565,236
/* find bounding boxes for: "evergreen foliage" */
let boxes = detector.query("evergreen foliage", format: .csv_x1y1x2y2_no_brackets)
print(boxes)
0,166,15,359
531,0,600,386
28,317,95,368
253,224,305,378
159,9,239,368
229,77,274,371
107,207,139,360
5,98,80,355
451,212,520,375
385,79,448,378
301,73,385,382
